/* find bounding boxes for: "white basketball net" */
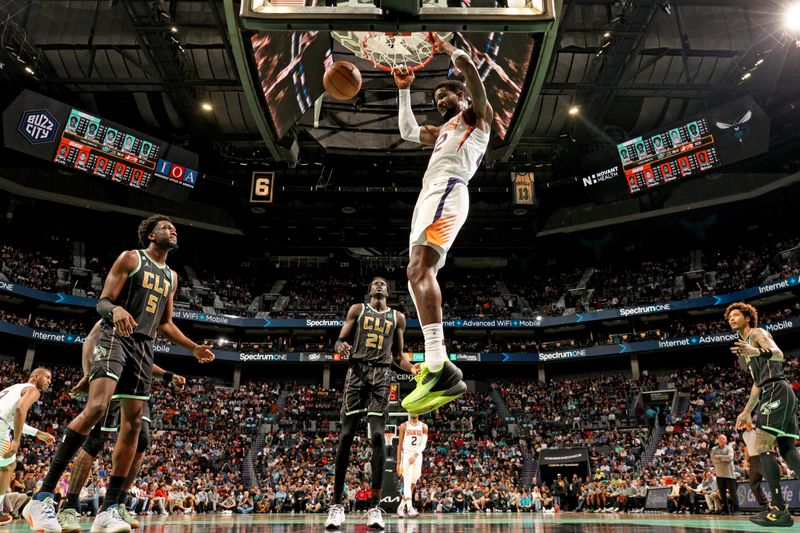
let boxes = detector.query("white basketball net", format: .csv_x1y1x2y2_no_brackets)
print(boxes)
331,31,452,72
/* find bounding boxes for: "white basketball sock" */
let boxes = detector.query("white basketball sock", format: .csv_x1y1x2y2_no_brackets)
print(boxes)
422,323,445,372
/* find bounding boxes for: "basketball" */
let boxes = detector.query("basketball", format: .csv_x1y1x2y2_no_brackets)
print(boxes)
323,61,362,101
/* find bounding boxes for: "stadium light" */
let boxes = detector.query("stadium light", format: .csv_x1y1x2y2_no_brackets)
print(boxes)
786,3,800,32
201,102,213,112
568,105,580,115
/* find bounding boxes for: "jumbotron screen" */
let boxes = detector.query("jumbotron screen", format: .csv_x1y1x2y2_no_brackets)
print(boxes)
579,96,770,201
249,31,537,142
618,118,721,194
3,90,200,202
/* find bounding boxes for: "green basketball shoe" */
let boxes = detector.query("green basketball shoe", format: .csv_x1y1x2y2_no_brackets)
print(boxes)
402,360,466,415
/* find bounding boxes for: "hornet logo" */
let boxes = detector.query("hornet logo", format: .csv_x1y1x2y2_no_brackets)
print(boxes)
714,110,752,144
580,232,612,260
760,399,781,416
680,213,717,241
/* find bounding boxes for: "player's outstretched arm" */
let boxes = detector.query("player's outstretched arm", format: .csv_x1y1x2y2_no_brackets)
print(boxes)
97,251,140,336
391,312,419,374
334,304,362,357
432,34,493,131
158,271,215,364
393,68,440,146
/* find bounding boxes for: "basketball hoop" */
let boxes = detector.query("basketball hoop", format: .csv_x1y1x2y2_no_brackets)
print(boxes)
331,31,452,72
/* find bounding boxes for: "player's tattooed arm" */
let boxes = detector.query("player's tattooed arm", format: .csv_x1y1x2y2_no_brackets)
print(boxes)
736,384,760,429
734,328,783,360
97,250,140,336
334,304,362,357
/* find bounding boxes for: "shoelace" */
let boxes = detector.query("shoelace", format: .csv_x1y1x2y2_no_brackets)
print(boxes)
42,498,57,520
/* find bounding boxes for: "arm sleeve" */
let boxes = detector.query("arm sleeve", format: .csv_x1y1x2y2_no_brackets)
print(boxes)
22,423,38,436
418,433,428,453
398,89,421,143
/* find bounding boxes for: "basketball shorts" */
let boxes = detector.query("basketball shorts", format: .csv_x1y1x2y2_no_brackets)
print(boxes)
409,176,470,271
757,380,799,439
401,452,423,483
341,363,392,420
90,323,154,400
94,398,153,434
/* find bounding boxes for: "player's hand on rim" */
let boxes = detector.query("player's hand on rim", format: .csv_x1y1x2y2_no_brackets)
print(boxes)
392,66,415,89
430,32,454,56
192,343,215,364
112,307,138,337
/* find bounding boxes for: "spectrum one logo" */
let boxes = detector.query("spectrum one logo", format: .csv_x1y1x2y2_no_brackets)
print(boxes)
19,110,58,144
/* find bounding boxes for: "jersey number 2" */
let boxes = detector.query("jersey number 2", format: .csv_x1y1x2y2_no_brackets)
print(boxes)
411,436,418,446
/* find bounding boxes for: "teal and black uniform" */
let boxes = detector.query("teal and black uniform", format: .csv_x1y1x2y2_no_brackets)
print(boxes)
341,304,397,419
91,250,174,400
742,331,799,439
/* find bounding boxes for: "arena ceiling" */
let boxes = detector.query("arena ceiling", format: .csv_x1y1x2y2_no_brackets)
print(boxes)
0,0,798,241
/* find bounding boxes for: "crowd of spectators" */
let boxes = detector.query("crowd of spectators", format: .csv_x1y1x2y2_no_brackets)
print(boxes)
4,234,798,322
3,355,800,517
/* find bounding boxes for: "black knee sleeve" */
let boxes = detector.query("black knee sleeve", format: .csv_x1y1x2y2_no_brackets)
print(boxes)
137,421,151,453
778,437,800,472
82,431,107,457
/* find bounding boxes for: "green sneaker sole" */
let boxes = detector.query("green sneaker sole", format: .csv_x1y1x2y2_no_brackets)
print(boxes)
403,381,467,415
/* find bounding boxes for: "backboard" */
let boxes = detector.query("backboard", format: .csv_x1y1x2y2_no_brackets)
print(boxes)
240,0,555,33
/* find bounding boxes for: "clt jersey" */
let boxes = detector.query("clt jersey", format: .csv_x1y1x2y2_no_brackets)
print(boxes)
351,304,396,365
0,383,34,426
402,421,426,453
742,330,785,386
423,111,490,184
104,250,174,339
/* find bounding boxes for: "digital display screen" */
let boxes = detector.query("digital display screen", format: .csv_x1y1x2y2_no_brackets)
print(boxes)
3,90,200,202
250,31,327,139
54,108,163,190
579,96,770,200
618,118,721,194
249,31,537,143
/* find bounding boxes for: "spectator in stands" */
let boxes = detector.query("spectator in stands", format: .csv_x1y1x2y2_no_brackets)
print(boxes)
710,434,737,514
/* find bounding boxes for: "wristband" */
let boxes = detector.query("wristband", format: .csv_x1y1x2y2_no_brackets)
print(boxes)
22,423,38,436
163,371,175,384
450,49,469,66
758,347,772,358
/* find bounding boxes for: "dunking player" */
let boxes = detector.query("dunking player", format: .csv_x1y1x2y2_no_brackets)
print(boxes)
394,34,492,414
325,277,417,531
25,215,214,533
396,413,427,518
728,302,800,527
0,369,56,526
56,320,186,533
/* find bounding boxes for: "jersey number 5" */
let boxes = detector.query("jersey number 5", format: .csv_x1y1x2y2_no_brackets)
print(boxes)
146,294,159,314
365,333,384,350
